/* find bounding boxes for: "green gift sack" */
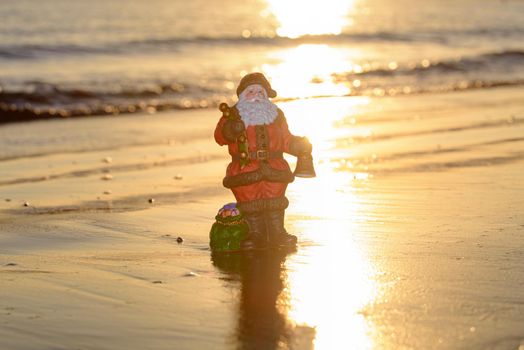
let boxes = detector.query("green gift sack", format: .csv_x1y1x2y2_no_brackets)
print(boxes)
209,203,249,252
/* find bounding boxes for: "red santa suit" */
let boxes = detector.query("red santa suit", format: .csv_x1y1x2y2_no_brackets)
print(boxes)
214,107,296,213
214,73,311,250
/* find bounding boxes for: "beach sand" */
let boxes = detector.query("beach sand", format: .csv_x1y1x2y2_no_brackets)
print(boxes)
1,87,523,349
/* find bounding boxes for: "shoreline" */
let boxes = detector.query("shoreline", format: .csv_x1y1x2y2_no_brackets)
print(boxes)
1,83,523,126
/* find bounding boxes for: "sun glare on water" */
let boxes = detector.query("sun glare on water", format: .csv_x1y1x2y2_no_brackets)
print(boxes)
262,44,354,99
265,0,355,38
268,97,381,348
282,168,379,349
253,0,361,100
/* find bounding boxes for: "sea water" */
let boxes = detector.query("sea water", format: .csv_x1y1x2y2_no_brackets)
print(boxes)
0,0,523,122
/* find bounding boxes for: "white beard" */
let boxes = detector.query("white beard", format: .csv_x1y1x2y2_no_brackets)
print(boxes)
236,97,278,127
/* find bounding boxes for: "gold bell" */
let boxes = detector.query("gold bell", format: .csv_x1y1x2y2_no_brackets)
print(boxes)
294,154,316,178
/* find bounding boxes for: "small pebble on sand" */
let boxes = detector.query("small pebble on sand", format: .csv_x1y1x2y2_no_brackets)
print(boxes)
101,174,113,180
23,202,30,207
5,263,17,266
102,157,113,163
174,174,183,180
176,237,184,243
148,198,155,203
152,280,163,284
184,272,198,277
103,190,112,195
5,198,11,202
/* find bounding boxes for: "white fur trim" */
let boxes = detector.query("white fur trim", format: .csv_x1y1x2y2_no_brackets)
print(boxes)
237,91,278,126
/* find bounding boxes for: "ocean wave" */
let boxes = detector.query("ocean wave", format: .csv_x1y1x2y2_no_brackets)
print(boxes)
333,50,524,79
0,32,420,59
0,43,115,59
0,98,211,124
0,81,188,102
4,29,520,60
0,80,227,123
1,78,524,124
129,31,418,46
1,49,523,124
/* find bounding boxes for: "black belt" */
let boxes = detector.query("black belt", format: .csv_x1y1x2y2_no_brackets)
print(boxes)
232,150,283,161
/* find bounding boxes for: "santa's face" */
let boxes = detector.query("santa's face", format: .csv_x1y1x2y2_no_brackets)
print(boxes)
242,84,267,102
237,84,278,126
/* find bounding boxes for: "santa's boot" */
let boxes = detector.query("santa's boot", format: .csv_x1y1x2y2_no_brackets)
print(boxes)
266,210,297,248
240,212,268,251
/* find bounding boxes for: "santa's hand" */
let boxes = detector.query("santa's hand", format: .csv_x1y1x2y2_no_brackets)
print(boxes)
290,136,312,155
231,120,245,135
222,119,245,142
300,138,313,154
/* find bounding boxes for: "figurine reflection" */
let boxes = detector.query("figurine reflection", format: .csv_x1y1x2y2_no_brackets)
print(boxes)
212,251,315,349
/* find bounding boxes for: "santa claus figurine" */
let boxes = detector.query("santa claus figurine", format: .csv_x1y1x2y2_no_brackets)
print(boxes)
214,72,313,251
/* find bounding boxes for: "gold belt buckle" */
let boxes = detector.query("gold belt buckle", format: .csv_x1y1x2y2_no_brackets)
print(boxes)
256,150,269,160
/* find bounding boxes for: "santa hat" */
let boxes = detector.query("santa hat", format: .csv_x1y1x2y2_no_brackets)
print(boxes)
236,72,277,98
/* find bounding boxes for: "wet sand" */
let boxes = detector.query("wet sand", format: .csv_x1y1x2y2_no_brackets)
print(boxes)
1,88,524,349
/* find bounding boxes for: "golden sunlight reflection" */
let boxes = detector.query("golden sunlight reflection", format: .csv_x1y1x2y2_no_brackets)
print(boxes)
279,96,371,152
262,44,354,99
277,96,381,348
285,168,379,349
265,0,355,38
